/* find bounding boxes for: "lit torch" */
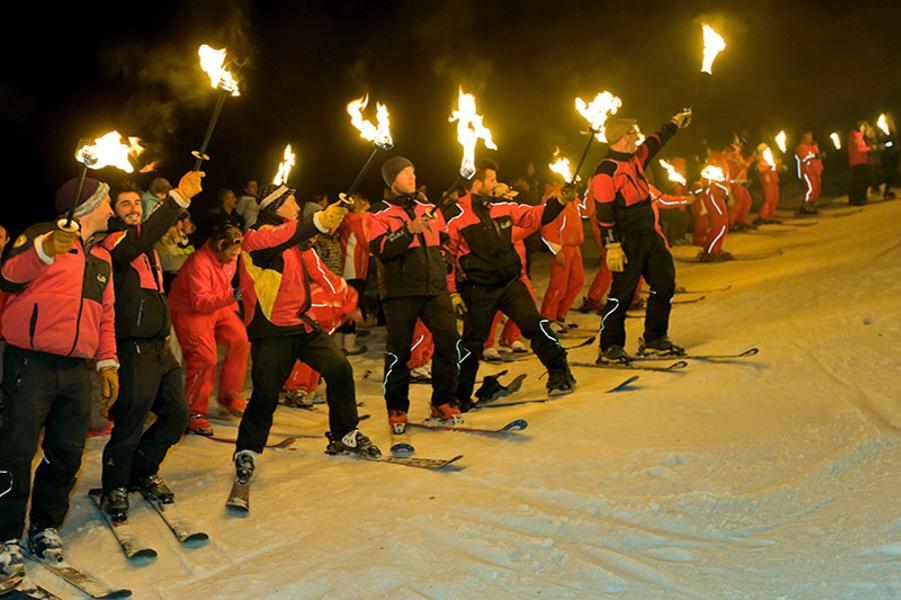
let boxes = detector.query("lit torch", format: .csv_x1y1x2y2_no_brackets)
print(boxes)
877,113,890,136
659,159,687,186
761,146,777,171
345,94,394,199
548,148,576,184
688,24,727,108
775,130,788,154
450,87,497,180
67,131,144,228
699,164,726,182
192,44,241,171
571,91,622,183
830,132,842,150
272,144,296,185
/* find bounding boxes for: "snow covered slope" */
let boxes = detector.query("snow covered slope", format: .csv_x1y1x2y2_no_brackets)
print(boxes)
31,199,901,599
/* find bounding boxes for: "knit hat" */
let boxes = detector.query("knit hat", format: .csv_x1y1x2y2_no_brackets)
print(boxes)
149,177,172,195
257,183,296,212
381,156,413,188
603,118,638,145
55,177,110,218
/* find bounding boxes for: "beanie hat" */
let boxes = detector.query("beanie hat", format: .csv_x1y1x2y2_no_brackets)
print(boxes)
257,183,295,212
381,156,413,188
603,118,638,145
149,177,172,195
55,177,110,218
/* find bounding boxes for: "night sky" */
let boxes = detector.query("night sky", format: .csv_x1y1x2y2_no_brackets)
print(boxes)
3,0,899,234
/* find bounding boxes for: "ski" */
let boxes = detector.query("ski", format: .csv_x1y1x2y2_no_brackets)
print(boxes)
408,418,528,434
363,454,464,470
633,347,759,361
389,431,415,457
87,489,157,561
225,480,250,513
3,579,62,600
139,492,209,544
471,375,641,409
36,561,132,599
676,284,732,294
571,360,688,373
607,374,641,392
504,335,595,360
206,436,306,447
675,249,783,263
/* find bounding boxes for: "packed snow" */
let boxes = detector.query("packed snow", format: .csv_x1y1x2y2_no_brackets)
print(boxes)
24,195,901,599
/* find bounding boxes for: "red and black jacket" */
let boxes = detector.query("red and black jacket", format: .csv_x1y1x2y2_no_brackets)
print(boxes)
101,196,184,342
444,192,565,289
366,193,450,300
591,121,678,241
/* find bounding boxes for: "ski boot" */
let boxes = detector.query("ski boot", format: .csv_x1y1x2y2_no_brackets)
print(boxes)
325,429,382,458
546,366,576,397
475,371,524,405
132,474,175,504
481,346,502,362
283,389,314,409
429,403,464,425
234,450,258,485
409,365,431,382
500,339,527,353
342,333,367,356
388,409,408,435
187,414,214,436
27,526,64,563
596,345,633,365
100,487,129,523
637,336,686,357
219,394,246,416
576,296,599,314
0,540,26,582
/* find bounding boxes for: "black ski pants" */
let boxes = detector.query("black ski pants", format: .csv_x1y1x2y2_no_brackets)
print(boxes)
599,232,676,351
0,346,90,540
236,328,359,454
849,164,871,205
457,278,567,403
102,339,188,491
382,294,459,413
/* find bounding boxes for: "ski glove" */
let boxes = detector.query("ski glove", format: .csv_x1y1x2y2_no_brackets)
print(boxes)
316,202,348,232
671,108,693,129
97,366,120,417
175,171,204,201
41,228,79,258
450,293,467,318
606,242,627,272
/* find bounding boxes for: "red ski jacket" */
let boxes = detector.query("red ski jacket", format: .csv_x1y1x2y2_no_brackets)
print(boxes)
168,243,238,315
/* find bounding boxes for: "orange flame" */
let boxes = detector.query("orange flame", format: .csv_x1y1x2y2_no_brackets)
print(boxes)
761,146,777,170
75,131,144,173
877,113,890,136
830,132,841,150
701,24,726,74
273,144,296,185
346,94,393,150
548,148,575,183
700,164,726,182
450,87,497,179
198,44,240,96
575,92,622,142
775,130,788,153
659,159,687,185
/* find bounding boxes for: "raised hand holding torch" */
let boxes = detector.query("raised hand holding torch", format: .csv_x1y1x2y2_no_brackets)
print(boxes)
193,44,241,171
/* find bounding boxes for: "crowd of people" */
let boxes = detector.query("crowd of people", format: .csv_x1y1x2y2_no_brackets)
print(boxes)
0,108,897,585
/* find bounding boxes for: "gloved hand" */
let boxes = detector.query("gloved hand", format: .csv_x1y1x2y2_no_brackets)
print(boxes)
559,184,579,204
318,202,348,231
97,366,120,417
407,215,431,235
42,228,80,258
450,293,467,318
555,252,566,265
671,108,693,129
605,242,627,272
176,171,204,200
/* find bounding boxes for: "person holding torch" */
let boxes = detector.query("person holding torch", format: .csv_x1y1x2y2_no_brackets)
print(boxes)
592,108,693,363
0,178,118,577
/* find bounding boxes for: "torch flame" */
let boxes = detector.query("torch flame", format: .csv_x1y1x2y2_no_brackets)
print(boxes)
575,91,622,142
139,160,160,174
761,147,777,170
449,87,497,179
659,159,687,186
548,148,575,183
700,164,726,182
775,130,788,153
273,144,296,185
877,113,890,136
346,94,393,150
830,132,842,150
701,24,726,74
198,44,240,96
74,131,144,173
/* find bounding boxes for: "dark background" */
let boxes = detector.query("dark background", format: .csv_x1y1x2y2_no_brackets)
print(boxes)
2,0,899,234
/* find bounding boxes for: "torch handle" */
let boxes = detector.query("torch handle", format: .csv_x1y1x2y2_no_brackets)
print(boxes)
347,146,381,196
571,133,596,185
65,166,89,228
687,72,710,110
193,90,228,171
441,175,466,202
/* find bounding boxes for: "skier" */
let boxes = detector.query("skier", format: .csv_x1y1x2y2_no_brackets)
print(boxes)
168,225,250,436
725,135,755,229
444,159,577,408
232,184,377,490
97,173,202,521
591,108,693,363
754,143,781,224
0,177,118,579
795,131,823,214
540,189,585,331
366,157,461,433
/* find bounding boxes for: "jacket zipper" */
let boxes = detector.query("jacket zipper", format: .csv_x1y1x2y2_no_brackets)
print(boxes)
137,298,145,328
65,244,87,357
